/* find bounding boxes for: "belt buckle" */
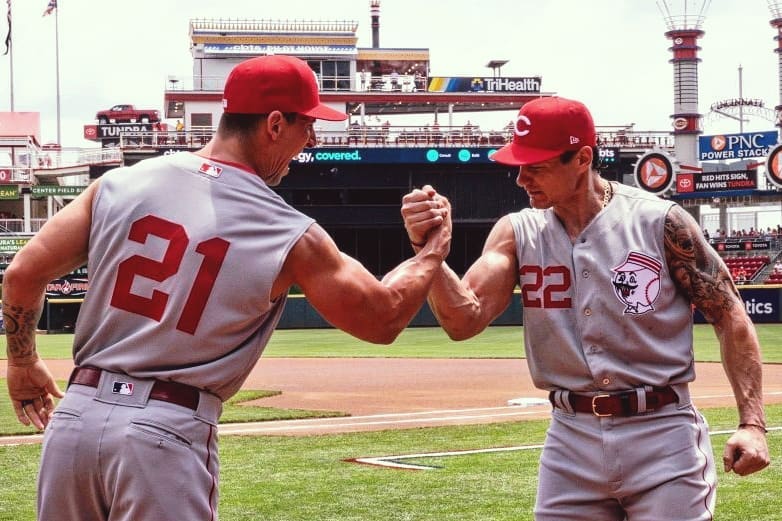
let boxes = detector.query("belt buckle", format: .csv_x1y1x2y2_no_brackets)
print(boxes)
591,394,612,417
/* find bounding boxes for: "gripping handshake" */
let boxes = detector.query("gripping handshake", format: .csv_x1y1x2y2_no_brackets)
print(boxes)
401,185,451,250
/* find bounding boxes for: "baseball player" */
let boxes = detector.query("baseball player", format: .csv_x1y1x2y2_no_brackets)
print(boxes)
402,97,769,520
3,55,451,520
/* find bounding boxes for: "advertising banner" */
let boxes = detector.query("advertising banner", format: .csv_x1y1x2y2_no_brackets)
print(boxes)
711,239,770,252
427,76,541,93
698,130,777,161
0,186,19,199
694,287,781,323
45,275,89,298
293,147,503,165
203,44,356,56
0,237,31,252
32,185,87,197
675,169,757,193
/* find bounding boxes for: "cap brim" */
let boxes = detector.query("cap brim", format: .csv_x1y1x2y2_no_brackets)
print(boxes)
490,142,563,166
302,103,348,121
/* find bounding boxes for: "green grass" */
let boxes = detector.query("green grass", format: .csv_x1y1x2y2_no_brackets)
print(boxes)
0,405,779,521
7,323,782,361
0,383,345,436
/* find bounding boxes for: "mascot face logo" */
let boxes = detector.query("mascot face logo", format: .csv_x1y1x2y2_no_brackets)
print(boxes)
611,252,662,315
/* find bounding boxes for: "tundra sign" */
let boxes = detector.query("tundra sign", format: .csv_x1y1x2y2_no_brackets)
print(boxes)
698,130,777,161
676,169,757,193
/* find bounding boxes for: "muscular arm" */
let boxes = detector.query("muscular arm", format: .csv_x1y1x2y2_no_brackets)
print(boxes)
3,180,97,427
664,205,769,475
425,215,519,340
276,218,450,344
4,181,97,362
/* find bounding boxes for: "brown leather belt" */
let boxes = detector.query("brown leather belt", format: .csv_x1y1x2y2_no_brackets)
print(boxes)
549,386,678,417
69,366,200,411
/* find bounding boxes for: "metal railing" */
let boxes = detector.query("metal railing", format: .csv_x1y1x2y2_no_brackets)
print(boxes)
190,18,359,34
11,148,122,172
0,219,47,234
116,126,676,151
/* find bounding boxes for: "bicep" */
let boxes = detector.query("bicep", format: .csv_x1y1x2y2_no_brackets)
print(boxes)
462,216,519,319
663,204,740,325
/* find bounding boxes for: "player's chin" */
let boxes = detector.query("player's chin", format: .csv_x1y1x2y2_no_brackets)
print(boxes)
529,197,553,210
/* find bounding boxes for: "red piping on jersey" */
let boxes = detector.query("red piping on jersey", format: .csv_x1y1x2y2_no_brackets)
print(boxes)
694,412,715,520
207,425,217,521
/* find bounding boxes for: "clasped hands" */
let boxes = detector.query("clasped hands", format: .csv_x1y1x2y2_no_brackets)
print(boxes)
401,185,451,254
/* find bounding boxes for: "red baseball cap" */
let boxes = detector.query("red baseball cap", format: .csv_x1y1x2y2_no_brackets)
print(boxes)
222,55,347,121
491,97,596,166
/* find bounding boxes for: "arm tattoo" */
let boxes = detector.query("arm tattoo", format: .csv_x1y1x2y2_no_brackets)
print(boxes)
3,304,41,359
663,206,738,323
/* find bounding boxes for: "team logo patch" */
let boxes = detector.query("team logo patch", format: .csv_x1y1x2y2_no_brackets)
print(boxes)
198,162,223,178
112,381,134,396
611,252,662,315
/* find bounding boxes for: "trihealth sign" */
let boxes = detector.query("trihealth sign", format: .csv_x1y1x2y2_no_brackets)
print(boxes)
427,76,541,93
698,130,777,161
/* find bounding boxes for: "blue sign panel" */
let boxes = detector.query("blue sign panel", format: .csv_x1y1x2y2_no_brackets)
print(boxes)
699,130,778,161
694,286,781,323
292,147,503,165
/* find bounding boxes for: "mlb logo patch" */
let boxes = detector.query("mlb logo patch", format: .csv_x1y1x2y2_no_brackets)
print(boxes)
198,162,223,178
112,381,134,396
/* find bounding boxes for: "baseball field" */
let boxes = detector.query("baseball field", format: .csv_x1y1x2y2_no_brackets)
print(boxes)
1,324,780,520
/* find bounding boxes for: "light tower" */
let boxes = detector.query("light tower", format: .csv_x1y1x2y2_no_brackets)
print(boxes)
658,0,711,170
370,0,381,48
767,1,782,135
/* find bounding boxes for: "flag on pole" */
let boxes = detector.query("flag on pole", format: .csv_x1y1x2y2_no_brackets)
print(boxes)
42,0,56,17
3,0,10,55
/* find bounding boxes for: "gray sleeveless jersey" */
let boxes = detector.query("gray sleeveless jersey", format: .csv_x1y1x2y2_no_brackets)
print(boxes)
73,152,314,400
509,182,694,392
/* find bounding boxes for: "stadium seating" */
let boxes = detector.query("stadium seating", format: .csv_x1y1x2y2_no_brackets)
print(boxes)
723,255,770,283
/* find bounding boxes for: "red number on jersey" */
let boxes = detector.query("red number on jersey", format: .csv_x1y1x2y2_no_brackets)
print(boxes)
110,215,230,334
519,265,572,308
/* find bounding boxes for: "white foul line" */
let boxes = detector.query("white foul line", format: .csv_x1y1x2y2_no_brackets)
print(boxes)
349,426,782,470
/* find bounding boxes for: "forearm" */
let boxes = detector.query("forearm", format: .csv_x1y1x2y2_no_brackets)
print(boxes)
715,316,766,426
3,273,46,365
426,262,488,340
377,247,448,340
408,242,493,340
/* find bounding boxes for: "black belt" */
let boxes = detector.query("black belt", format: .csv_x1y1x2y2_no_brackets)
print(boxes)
69,366,200,411
549,386,678,417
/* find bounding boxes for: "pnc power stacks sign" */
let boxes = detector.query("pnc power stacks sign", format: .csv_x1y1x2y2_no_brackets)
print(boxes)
698,130,777,161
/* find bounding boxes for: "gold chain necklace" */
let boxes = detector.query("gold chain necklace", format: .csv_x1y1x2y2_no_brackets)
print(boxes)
602,180,613,208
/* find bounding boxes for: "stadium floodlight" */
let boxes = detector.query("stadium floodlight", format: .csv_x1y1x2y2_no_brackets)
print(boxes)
767,1,782,134
657,0,711,171
656,0,710,31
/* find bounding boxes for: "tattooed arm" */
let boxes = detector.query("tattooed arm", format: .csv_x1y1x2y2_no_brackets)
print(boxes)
664,204,769,476
3,181,98,429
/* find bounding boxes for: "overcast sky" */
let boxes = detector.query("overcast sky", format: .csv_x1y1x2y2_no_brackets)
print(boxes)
1,0,781,147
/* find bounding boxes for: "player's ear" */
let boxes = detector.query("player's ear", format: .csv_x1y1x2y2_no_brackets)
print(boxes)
265,111,285,139
576,145,593,169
